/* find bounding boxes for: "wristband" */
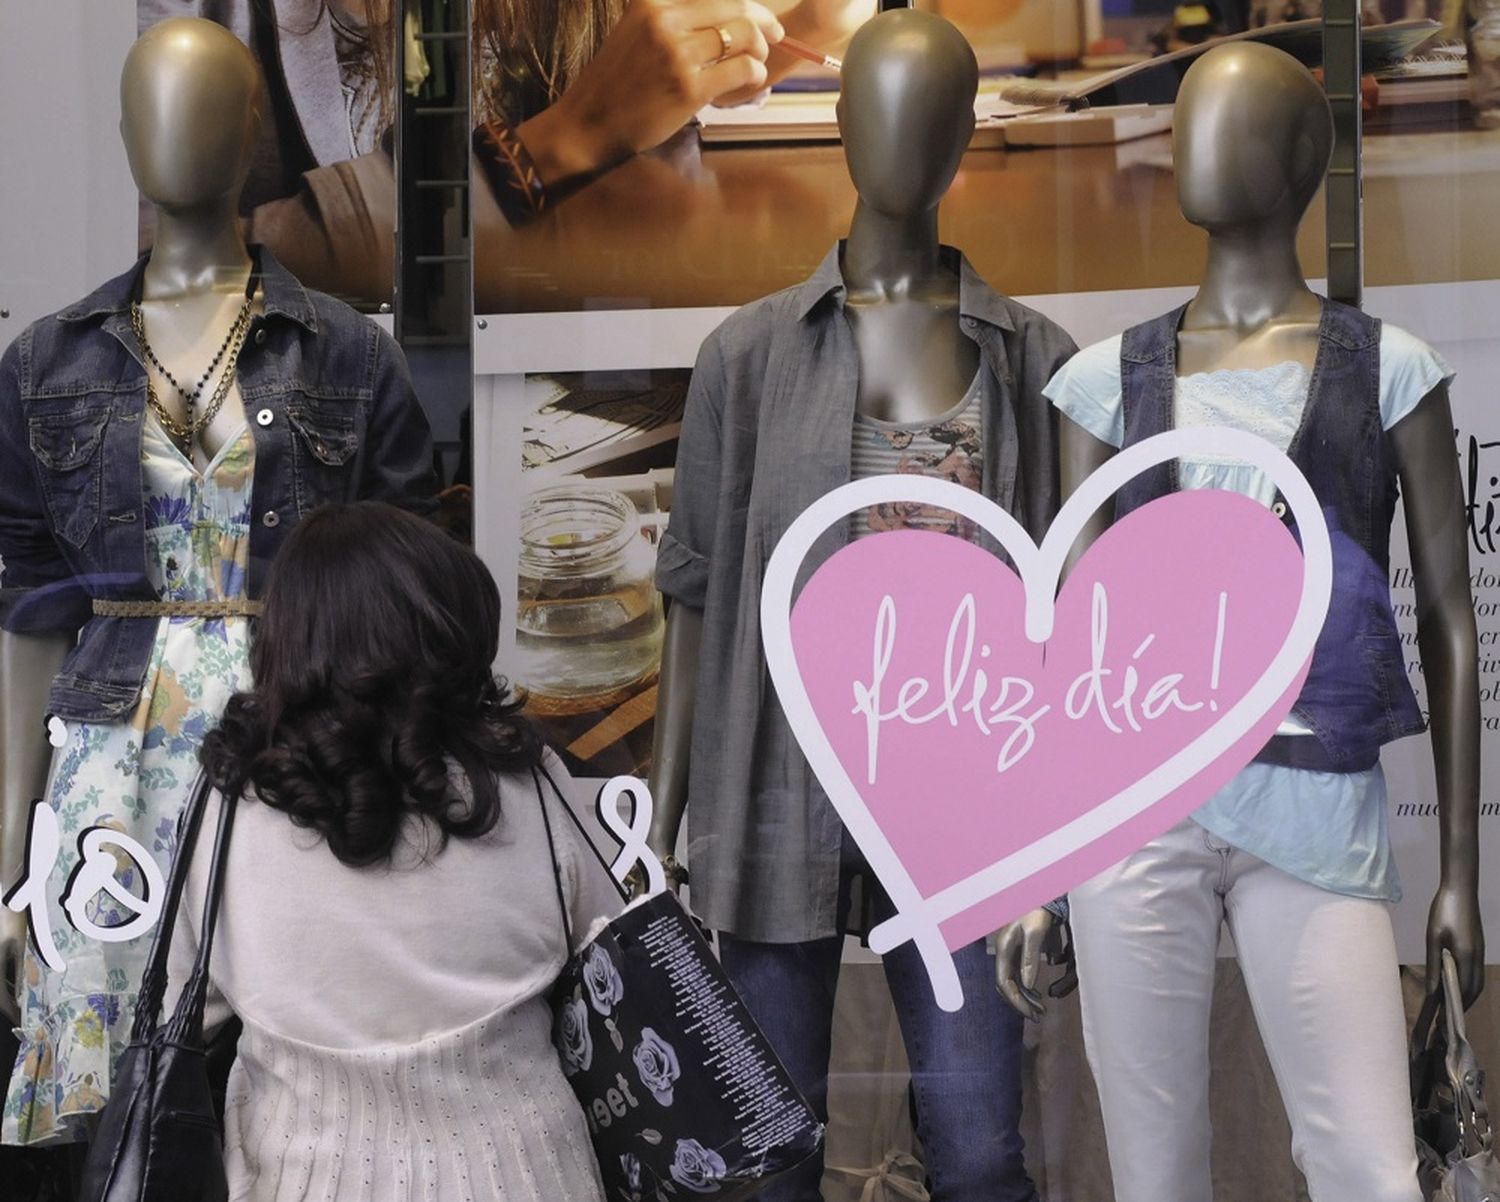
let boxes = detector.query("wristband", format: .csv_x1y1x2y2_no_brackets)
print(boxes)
474,118,549,225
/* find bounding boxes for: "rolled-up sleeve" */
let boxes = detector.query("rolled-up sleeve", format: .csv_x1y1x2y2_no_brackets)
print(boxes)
655,332,726,611
0,337,83,634
361,326,439,514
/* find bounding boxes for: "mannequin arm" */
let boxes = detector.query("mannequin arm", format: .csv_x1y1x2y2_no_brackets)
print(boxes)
1059,416,1117,576
1390,384,1484,1005
0,630,70,1023
993,416,1115,1016
645,604,704,889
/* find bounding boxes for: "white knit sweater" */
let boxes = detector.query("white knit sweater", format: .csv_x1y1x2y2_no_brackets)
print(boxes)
166,754,619,1201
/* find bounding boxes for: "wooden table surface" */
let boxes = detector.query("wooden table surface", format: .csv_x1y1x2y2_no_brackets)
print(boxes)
475,121,1500,314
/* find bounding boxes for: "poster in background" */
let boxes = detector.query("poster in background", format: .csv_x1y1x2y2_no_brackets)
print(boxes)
472,0,1105,314
513,370,689,777
136,0,401,309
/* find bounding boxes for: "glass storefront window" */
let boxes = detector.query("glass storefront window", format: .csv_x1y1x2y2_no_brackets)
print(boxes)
2,2,1498,1199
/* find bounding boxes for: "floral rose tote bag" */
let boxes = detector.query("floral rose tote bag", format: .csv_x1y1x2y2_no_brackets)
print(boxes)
533,766,823,1201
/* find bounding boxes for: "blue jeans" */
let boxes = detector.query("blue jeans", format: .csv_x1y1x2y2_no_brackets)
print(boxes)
717,843,1037,1202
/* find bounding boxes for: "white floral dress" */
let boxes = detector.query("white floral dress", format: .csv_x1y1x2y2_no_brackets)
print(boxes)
3,415,256,1145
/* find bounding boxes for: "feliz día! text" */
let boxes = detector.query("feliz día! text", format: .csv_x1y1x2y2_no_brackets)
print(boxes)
851,582,1230,784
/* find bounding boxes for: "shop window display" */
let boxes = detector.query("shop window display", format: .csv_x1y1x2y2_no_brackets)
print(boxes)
3,1,1500,1200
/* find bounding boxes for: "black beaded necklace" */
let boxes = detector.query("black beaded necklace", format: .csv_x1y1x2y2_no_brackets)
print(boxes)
135,294,252,408
130,266,259,452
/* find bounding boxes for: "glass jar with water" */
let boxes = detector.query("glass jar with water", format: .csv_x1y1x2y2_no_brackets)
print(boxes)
516,485,665,708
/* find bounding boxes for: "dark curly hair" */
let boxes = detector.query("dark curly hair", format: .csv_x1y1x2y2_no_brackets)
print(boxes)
201,501,540,866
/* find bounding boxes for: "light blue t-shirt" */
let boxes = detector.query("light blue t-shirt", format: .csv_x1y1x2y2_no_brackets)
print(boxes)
1044,323,1454,901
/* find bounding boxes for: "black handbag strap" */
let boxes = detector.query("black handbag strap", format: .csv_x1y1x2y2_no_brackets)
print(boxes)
130,772,239,1044
167,781,239,1044
532,764,576,954
529,761,632,954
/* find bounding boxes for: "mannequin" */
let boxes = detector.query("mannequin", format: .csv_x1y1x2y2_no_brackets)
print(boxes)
2,17,267,1033
648,12,1075,1201
994,42,1480,1202
0,17,435,1145
648,13,984,863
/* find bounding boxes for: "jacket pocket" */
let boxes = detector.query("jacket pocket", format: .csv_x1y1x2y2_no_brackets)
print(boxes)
286,400,359,514
27,406,110,547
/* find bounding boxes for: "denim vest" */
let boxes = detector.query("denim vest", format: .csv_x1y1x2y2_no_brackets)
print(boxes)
0,247,437,723
1114,298,1424,772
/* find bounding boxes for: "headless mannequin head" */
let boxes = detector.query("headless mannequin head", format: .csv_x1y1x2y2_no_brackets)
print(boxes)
836,10,978,218
1173,42,1332,233
121,18,264,212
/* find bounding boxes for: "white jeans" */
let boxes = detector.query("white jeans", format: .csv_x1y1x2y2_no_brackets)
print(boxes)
1070,819,1421,1202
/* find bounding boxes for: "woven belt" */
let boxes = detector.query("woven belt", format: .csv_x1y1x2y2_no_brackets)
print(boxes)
92,599,264,619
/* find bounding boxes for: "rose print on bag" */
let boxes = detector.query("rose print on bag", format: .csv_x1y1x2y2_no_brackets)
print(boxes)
632,1028,681,1106
669,1138,728,1193
556,995,593,1076
584,943,627,1050
585,944,625,1014
618,1152,643,1201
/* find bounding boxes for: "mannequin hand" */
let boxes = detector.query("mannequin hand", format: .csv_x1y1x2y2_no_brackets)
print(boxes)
0,909,26,1026
531,0,783,183
994,908,1059,1021
1427,878,1484,1007
634,830,684,899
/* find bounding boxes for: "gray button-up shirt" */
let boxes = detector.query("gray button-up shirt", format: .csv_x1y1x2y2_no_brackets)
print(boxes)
656,244,1077,942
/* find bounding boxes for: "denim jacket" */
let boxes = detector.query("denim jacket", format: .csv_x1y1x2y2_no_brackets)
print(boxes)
0,247,437,722
1114,298,1425,772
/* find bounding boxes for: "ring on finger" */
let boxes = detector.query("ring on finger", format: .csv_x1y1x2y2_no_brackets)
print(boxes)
714,24,733,60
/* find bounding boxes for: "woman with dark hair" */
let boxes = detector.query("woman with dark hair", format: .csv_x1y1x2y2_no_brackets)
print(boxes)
165,501,620,1201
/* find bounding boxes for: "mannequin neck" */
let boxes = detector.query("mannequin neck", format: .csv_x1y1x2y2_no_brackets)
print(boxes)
842,200,945,297
1191,221,1314,331
142,199,252,302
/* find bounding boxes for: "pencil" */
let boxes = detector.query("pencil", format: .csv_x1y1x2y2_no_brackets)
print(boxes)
778,35,842,71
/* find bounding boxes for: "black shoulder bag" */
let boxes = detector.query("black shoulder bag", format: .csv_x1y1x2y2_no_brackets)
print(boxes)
78,773,238,1202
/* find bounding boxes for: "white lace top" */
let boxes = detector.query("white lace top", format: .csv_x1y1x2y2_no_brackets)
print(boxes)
1044,323,1454,902
1173,360,1311,502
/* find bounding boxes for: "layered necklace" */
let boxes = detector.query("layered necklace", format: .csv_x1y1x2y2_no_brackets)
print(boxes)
130,278,257,455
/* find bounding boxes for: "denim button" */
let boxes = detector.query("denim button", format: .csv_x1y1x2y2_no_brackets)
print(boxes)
262,510,280,528
256,408,274,427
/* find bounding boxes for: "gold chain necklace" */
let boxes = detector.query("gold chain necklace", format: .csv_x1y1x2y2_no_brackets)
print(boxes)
130,294,255,450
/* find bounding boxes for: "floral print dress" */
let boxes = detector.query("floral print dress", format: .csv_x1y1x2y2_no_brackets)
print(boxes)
4,415,256,1145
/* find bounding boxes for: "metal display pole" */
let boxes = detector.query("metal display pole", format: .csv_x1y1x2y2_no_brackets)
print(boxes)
394,0,473,483
1323,0,1363,308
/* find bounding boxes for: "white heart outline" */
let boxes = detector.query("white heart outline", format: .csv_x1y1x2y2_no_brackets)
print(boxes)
759,427,1333,1011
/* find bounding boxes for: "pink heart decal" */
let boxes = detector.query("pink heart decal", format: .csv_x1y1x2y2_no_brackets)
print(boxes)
760,429,1332,1010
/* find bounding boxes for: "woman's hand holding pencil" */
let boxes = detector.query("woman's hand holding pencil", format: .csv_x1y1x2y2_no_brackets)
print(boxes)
530,0,785,173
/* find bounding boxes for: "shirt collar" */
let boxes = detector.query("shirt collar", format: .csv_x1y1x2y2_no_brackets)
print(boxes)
793,240,1016,333
57,244,319,332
